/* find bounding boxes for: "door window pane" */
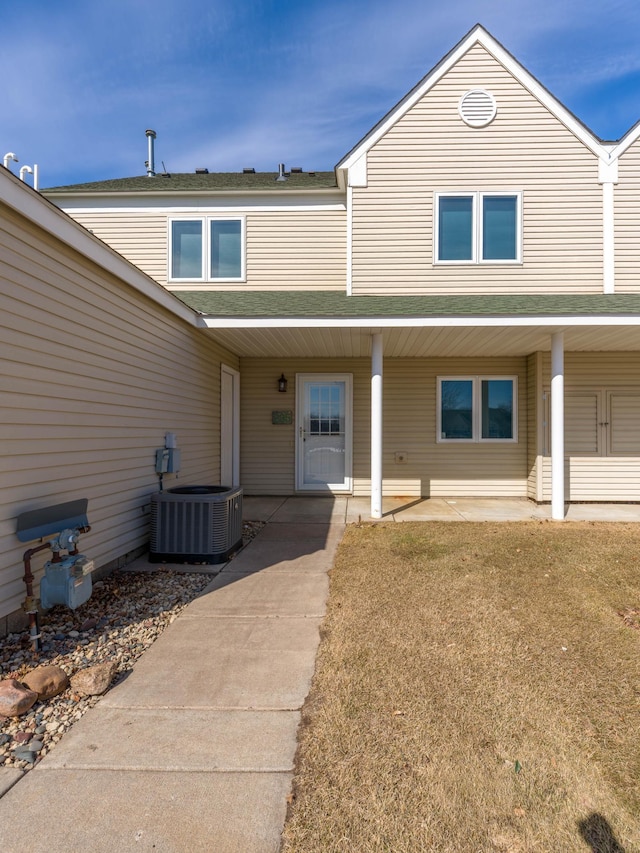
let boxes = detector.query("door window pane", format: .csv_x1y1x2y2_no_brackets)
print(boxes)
482,196,517,260
171,221,202,278
438,197,473,261
481,379,514,439
211,220,242,279
309,383,343,435
441,380,473,439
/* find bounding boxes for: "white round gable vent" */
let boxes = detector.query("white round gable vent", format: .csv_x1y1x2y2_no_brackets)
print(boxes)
458,89,497,128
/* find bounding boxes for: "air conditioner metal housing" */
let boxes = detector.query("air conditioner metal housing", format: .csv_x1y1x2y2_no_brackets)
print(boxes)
150,485,243,564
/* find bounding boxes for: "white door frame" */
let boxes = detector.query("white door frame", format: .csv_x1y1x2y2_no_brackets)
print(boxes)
296,373,353,493
221,364,240,487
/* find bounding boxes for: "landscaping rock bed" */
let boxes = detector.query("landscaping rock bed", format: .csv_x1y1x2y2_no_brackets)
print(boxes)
0,521,264,774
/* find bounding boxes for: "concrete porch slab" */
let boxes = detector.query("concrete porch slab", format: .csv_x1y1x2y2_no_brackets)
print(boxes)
564,503,640,521
392,499,470,521
43,707,300,772
0,768,290,853
269,496,348,524
346,496,464,522
191,571,329,617
243,495,288,522
440,498,548,521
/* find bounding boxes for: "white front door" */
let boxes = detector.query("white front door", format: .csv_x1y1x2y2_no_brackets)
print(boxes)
221,364,240,487
296,374,352,492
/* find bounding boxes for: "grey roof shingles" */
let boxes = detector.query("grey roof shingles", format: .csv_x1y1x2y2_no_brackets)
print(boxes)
43,171,338,193
176,291,640,319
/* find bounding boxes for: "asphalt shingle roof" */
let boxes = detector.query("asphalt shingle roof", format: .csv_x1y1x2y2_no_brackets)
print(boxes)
176,291,640,319
43,171,338,193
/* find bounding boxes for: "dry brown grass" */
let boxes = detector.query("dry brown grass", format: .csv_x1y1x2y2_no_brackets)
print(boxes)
281,522,640,853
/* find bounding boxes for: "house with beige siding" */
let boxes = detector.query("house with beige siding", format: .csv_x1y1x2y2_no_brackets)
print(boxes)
4,24,640,626
0,167,238,633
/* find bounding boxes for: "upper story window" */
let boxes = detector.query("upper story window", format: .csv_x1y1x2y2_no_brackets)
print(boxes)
435,192,521,264
170,217,245,281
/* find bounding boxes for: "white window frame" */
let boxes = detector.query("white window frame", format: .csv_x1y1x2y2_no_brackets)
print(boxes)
434,191,522,265
437,375,518,443
168,215,246,283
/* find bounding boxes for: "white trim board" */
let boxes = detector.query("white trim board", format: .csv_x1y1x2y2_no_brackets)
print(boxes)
201,315,640,330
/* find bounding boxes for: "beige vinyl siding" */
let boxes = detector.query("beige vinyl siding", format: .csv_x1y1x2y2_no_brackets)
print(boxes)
240,356,527,498
351,43,602,295
539,353,640,500
615,139,640,293
63,207,347,292
0,203,237,623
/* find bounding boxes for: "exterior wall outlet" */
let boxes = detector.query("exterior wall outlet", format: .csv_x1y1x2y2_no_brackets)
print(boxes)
395,451,408,464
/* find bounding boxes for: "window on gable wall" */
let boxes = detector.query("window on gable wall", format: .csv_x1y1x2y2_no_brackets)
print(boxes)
435,193,521,263
170,217,245,281
438,377,517,442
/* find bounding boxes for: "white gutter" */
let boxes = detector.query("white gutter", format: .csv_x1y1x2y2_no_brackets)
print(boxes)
201,314,640,330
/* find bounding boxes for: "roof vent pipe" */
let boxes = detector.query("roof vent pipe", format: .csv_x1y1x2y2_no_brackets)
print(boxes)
276,162,287,182
145,129,156,177
18,164,40,191
3,152,18,170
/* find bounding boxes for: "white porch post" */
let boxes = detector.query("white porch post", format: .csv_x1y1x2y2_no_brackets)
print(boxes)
371,332,383,519
551,332,565,520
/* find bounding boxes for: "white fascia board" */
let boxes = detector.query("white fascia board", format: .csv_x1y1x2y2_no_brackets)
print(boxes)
608,120,640,160
0,168,197,326
45,189,344,208
53,194,346,213
201,314,640,330
59,202,346,215
338,25,606,170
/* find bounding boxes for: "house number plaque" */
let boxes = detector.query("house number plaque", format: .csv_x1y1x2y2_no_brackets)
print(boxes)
272,410,293,425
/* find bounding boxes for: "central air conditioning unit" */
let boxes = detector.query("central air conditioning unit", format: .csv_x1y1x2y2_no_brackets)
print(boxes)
149,485,243,564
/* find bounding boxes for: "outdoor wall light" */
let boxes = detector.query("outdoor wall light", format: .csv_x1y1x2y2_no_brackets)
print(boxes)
278,373,288,392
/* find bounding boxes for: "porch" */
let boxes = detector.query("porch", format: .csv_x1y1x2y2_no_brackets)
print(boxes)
244,495,640,524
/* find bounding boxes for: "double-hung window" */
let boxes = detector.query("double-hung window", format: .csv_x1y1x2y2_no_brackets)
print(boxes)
170,217,245,282
435,192,521,264
437,376,517,442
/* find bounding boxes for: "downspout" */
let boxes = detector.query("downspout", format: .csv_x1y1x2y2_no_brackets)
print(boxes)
599,158,618,294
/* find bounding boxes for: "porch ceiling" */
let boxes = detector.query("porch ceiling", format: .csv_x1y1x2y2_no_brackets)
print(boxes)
178,291,640,359
202,324,640,359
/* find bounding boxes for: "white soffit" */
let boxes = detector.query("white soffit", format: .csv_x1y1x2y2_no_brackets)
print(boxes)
338,25,607,169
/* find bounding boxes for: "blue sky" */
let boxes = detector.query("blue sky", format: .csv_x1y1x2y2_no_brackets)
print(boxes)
2,0,640,188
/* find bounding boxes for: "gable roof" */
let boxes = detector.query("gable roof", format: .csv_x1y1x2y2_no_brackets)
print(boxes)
337,23,611,173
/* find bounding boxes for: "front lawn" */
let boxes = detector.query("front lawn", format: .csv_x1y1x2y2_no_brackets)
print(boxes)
281,522,640,852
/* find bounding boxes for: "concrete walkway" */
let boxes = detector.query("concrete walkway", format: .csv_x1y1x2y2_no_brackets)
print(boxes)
2,494,640,852
0,499,345,853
